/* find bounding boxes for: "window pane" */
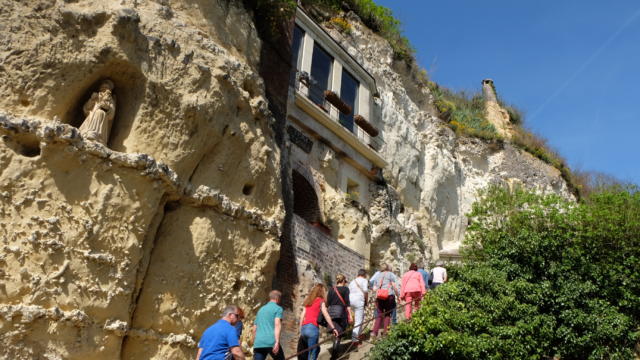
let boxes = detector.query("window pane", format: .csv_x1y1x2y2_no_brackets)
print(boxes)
310,43,332,106
291,25,304,69
339,69,358,132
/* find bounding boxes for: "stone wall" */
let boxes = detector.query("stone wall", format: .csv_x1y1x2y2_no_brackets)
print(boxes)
293,214,366,281
278,214,366,354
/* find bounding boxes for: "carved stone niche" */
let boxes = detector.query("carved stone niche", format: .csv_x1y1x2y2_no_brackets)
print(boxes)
77,79,117,146
62,60,147,152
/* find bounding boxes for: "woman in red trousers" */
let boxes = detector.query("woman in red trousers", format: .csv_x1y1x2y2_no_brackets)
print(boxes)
400,263,427,319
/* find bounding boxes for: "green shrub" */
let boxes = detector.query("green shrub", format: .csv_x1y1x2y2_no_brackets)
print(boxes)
372,186,640,359
433,98,455,121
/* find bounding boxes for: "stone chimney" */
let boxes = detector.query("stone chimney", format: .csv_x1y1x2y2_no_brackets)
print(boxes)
482,78,498,103
481,78,512,139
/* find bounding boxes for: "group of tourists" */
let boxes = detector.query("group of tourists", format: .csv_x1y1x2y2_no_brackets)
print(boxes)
195,262,448,360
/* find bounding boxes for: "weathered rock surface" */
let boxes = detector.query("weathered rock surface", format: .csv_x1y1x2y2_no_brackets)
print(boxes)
0,1,283,358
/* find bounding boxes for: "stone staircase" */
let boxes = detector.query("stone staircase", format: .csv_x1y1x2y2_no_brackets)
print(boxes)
315,338,374,360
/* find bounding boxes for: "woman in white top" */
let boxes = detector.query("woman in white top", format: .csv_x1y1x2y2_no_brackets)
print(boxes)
431,260,448,289
348,269,368,344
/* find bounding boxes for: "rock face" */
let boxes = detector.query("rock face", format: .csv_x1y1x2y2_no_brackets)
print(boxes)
0,1,283,359
321,15,573,269
0,2,573,359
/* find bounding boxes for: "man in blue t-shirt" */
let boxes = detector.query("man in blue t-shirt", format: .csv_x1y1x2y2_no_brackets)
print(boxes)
252,290,284,360
417,264,430,290
197,305,245,360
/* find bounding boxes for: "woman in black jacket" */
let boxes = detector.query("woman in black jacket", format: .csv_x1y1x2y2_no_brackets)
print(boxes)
326,274,354,359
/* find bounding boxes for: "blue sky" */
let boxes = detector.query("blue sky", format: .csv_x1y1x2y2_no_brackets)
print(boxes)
376,0,640,185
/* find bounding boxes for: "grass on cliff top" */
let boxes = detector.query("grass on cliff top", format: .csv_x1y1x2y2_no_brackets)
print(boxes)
428,81,584,199
428,83,501,142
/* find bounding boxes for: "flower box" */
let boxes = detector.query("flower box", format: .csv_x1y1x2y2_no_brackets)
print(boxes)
324,90,352,115
354,114,379,137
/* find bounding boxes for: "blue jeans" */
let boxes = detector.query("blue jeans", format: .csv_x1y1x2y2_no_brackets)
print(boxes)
300,323,320,360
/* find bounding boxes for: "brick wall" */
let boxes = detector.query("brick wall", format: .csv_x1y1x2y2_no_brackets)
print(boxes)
292,214,366,281
278,206,368,356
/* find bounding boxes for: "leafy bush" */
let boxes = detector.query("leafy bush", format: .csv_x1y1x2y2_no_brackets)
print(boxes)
372,186,640,360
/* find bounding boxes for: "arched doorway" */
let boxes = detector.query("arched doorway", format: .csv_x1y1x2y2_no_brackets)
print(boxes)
292,170,321,223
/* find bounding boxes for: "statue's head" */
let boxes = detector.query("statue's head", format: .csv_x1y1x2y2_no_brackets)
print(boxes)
99,79,115,92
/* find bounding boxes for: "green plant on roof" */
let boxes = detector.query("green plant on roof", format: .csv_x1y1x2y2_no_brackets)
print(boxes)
328,16,353,34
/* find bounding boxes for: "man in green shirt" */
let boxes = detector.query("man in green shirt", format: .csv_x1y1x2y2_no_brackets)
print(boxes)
252,290,284,360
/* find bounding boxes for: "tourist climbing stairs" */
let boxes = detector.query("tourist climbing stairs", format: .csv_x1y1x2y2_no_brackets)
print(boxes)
287,298,414,360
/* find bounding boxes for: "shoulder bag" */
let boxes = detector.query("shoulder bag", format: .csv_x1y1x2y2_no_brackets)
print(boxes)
333,286,353,324
316,299,328,327
375,272,389,300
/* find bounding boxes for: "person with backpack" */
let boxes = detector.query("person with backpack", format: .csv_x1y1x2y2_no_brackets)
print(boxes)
348,269,368,345
326,274,353,359
298,284,339,360
370,264,399,338
400,263,427,319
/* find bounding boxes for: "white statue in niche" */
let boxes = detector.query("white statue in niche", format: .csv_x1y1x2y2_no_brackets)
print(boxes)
79,79,116,145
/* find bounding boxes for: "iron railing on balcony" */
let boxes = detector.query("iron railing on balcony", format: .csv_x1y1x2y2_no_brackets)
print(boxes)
291,71,383,152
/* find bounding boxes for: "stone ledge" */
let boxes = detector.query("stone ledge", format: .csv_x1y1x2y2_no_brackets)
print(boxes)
0,304,90,327
0,114,281,236
0,304,197,347
126,327,197,348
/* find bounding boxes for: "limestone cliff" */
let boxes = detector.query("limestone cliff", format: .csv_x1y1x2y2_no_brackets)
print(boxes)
0,1,283,359
0,1,573,359
319,14,573,269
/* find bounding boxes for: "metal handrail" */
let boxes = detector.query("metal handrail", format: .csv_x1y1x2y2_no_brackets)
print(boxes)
291,71,384,153
285,294,421,360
